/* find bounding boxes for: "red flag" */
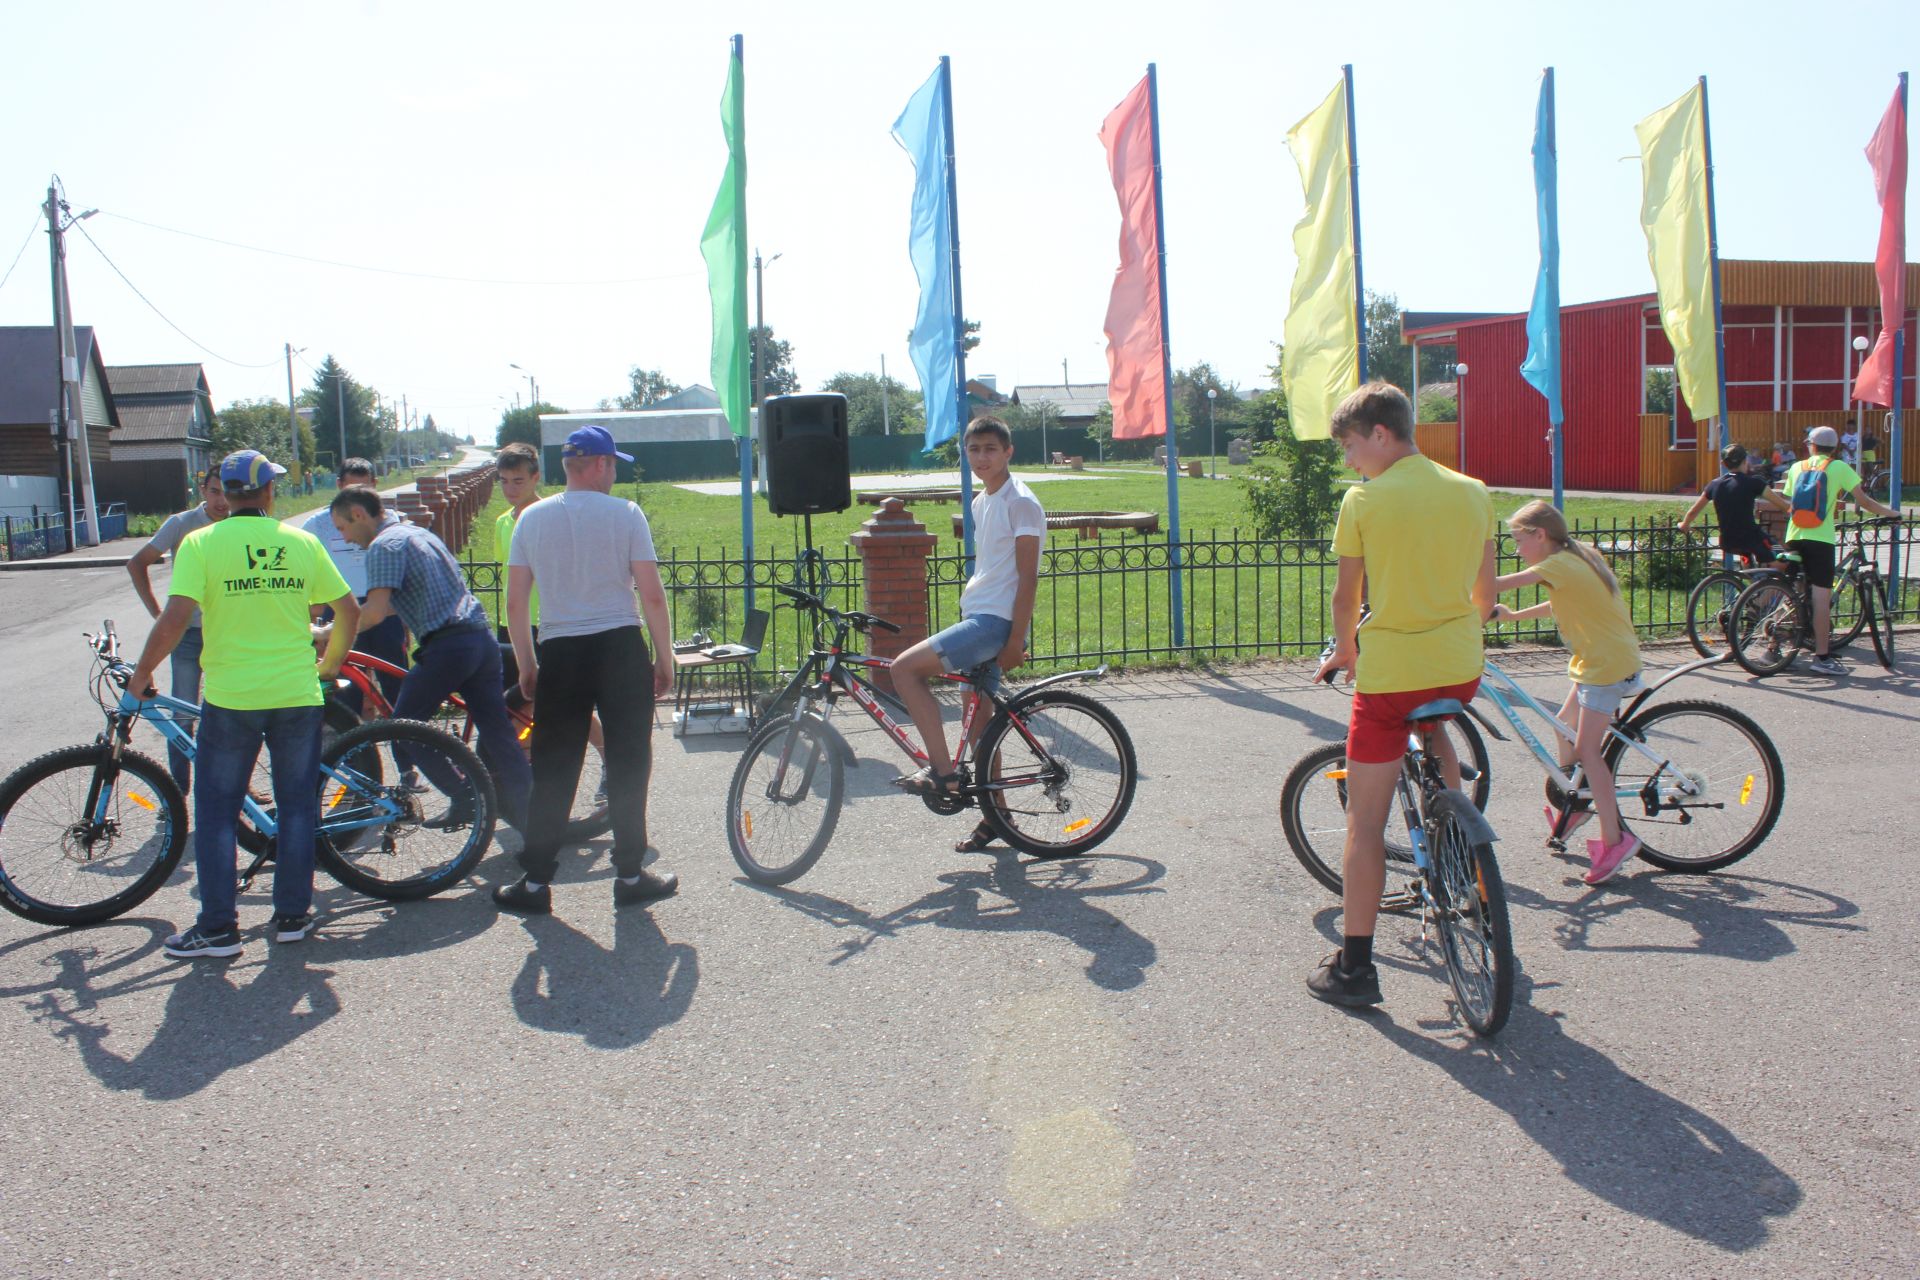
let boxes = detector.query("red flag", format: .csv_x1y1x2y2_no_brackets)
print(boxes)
1853,86,1908,407
1100,76,1166,439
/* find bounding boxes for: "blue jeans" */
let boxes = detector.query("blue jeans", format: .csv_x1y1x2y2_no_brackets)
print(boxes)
167,627,204,794
193,702,324,932
391,624,533,830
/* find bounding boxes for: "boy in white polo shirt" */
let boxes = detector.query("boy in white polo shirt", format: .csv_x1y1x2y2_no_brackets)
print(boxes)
888,417,1045,837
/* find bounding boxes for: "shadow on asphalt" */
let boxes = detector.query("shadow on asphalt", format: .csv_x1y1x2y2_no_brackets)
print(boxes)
1364,972,1802,1253
747,850,1164,992
1508,870,1863,959
0,893,497,1099
510,908,697,1049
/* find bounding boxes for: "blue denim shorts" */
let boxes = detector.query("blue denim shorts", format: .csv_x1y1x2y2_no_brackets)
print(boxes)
930,614,1012,677
1575,672,1645,714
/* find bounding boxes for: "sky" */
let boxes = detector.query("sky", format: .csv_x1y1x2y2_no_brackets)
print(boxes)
1,0,1915,439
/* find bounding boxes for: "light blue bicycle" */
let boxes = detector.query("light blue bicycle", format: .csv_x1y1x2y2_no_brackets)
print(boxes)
0,621,496,928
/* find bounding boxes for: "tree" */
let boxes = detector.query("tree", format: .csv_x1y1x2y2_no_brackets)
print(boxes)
302,355,387,464
1240,344,1339,540
821,371,923,437
749,326,798,398
601,366,681,411
496,401,565,451
214,398,314,472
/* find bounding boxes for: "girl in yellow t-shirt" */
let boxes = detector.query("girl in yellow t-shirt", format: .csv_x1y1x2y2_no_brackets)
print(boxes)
1489,501,1645,886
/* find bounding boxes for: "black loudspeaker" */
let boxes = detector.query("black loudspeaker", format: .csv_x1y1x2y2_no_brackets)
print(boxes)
760,393,851,516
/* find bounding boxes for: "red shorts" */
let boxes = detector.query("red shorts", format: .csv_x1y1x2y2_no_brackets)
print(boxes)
1347,678,1482,765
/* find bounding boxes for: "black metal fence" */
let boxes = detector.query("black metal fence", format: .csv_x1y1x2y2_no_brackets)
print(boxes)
459,514,1920,678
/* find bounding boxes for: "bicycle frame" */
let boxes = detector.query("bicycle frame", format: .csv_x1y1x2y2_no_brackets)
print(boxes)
774,645,1010,774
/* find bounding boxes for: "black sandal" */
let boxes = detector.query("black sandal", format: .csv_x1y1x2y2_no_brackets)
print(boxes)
893,766,961,797
954,820,998,853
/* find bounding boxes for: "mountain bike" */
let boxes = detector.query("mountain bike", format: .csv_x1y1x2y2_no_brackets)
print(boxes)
0,622,496,928
331,649,610,841
1683,545,1787,659
725,584,1137,885
1279,694,1514,1036
1726,517,1902,675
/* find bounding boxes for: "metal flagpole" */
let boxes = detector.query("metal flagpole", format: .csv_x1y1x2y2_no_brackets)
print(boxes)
1343,64,1368,384
940,56,976,566
1698,75,1731,451
1892,71,1909,612
1544,67,1566,511
1147,64,1183,648
732,34,756,611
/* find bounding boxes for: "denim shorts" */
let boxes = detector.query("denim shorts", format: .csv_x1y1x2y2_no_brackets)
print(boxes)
930,613,1012,677
1575,672,1645,714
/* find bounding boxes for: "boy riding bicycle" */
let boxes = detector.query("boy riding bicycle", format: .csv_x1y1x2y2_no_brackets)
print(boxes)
1678,444,1788,567
1784,425,1901,676
1309,383,1497,1009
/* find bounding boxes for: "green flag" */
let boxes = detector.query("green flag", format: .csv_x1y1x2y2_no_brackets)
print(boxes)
701,45,749,438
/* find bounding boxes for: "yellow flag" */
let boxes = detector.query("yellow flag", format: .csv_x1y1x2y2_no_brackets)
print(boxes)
1283,78,1359,441
1636,84,1721,423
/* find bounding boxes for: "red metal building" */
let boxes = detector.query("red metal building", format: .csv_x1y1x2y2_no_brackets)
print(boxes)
1403,260,1920,493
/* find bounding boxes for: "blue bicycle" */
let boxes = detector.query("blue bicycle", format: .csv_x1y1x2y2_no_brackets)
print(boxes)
0,621,496,928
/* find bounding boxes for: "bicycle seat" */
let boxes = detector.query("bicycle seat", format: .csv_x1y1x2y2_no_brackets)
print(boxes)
1405,698,1464,724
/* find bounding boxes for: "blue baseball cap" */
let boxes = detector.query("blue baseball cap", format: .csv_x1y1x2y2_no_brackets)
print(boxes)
219,449,287,491
561,425,633,462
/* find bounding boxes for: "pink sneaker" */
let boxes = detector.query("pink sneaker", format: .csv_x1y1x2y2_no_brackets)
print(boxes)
1544,804,1594,842
1583,832,1642,885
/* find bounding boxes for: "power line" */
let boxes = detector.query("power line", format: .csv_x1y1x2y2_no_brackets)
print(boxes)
96,209,704,288
70,221,282,368
0,212,42,295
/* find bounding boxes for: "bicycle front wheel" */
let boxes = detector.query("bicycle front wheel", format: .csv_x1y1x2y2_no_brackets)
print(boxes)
726,715,844,885
1829,573,1870,650
1863,575,1896,669
975,690,1137,859
1278,744,1420,903
1727,579,1803,676
1604,699,1784,873
0,745,186,926
1684,569,1749,658
1429,802,1514,1037
317,719,494,900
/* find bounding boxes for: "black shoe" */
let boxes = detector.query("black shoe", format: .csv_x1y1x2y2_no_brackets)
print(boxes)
270,911,316,942
163,925,243,959
1306,950,1383,1007
613,868,678,906
492,877,552,915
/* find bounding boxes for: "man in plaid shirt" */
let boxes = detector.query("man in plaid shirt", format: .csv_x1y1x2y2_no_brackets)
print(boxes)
328,487,532,833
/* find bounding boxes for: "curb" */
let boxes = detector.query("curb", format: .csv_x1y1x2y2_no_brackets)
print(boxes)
0,555,135,572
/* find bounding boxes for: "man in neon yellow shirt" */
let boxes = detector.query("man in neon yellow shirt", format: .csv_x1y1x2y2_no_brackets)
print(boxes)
1785,425,1901,676
129,450,358,958
493,443,542,681
1310,383,1496,1009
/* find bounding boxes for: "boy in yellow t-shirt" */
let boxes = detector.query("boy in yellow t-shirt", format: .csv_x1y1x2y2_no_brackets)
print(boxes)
1490,500,1643,884
1308,383,1497,1010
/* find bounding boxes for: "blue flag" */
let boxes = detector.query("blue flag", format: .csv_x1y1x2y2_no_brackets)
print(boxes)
1520,70,1564,428
893,67,959,452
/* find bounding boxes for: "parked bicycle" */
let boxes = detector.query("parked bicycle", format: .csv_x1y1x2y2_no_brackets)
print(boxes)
1726,517,1901,675
1279,692,1514,1036
1683,545,1785,659
725,584,1138,885
0,621,496,928
331,649,610,841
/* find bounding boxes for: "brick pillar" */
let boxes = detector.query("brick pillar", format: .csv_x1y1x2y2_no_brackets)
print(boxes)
850,498,936,693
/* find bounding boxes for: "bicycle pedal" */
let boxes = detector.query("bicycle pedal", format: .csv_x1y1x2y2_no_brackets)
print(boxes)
1546,837,1567,853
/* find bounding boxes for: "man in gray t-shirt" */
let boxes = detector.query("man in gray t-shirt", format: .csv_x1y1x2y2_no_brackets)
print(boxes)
127,470,229,791
495,425,678,915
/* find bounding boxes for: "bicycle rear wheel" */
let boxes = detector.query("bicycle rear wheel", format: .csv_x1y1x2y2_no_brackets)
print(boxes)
1603,699,1784,873
726,714,844,885
975,690,1137,859
0,745,186,926
1428,803,1514,1037
316,719,494,900
1864,576,1896,669
1727,579,1803,676
1684,569,1749,658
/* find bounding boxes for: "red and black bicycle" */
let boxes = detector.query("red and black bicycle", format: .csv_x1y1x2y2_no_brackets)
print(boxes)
724,584,1138,885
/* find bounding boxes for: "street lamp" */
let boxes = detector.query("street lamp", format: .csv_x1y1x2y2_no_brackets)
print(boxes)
1453,364,1470,475
1206,387,1218,479
510,363,539,411
753,249,783,408
1853,335,1871,454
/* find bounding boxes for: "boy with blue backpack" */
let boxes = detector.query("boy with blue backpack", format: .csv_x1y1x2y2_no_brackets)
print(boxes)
1784,425,1901,676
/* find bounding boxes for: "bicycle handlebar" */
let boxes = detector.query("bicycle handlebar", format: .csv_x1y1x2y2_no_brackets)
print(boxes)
774,583,904,634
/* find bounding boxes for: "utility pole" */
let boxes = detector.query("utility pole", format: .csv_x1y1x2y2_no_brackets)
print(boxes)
880,353,891,435
1062,357,1069,387
284,343,302,479
45,181,100,546
401,394,409,463
752,248,781,409
335,371,348,468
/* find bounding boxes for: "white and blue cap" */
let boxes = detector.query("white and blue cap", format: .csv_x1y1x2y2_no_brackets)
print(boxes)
561,425,633,462
219,449,287,491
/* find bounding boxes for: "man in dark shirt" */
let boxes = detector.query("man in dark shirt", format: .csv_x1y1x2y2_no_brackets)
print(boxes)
1679,444,1790,566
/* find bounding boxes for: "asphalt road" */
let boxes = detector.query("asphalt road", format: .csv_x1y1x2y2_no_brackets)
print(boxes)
0,563,1914,1277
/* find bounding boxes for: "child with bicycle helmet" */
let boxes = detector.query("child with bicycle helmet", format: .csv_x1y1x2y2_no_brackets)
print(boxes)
1490,501,1643,885
1679,444,1789,567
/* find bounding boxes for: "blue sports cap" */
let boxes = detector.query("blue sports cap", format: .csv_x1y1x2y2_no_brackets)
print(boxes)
561,425,633,462
219,449,287,491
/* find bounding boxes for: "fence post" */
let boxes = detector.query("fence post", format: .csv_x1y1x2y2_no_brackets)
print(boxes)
850,498,936,693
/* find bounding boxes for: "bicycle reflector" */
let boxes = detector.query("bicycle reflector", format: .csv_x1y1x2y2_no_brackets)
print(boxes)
128,791,155,811
1064,818,1093,836
742,813,753,839
1740,775,1754,806
1325,769,1349,782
